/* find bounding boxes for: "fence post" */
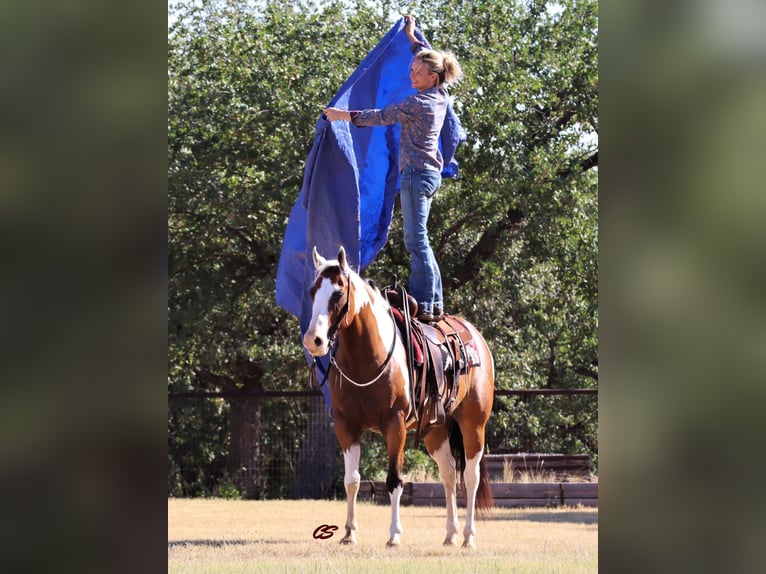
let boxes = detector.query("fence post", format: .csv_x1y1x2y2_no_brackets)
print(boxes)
227,395,262,498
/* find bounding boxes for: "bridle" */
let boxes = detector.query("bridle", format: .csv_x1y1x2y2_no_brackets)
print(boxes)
326,277,351,348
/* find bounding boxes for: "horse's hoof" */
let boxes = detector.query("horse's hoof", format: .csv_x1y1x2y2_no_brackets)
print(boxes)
461,538,476,550
339,536,356,545
386,537,401,548
443,536,458,547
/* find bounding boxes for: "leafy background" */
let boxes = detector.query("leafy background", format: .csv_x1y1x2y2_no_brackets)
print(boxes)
168,0,597,498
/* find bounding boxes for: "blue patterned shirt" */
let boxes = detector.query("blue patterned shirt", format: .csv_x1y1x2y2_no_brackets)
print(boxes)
350,45,449,173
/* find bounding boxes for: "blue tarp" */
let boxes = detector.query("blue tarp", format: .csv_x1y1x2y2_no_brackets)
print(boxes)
275,18,466,404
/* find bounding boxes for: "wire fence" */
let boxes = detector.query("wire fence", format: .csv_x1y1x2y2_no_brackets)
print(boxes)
168,388,597,499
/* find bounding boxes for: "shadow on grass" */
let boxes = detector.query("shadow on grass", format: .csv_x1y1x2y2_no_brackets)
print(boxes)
483,510,598,525
408,507,597,526
168,538,294,548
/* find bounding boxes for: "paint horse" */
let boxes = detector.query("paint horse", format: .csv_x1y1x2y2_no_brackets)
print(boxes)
303,246,495,548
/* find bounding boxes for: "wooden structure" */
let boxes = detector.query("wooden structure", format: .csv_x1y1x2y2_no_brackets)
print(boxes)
358,480,598,508
484,453,593,482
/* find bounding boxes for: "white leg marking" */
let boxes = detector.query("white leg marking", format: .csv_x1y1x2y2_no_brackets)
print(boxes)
462,450,483,549
387,484,403,547
430,438,459,546
342,444,361,544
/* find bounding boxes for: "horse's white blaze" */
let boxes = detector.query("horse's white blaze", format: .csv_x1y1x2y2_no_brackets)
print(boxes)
429,438,459,543
303,277,336,356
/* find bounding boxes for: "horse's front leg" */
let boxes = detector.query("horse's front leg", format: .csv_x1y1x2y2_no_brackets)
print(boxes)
425,427,459,546
384,414,406,547
340,442,361,544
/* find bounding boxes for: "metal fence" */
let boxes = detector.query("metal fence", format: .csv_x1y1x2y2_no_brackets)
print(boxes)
168,388,597,499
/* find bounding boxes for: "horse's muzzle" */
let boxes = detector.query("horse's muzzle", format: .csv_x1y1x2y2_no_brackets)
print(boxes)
303,331,329,357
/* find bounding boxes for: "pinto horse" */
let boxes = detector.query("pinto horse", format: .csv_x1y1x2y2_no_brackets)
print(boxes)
303,246,495,548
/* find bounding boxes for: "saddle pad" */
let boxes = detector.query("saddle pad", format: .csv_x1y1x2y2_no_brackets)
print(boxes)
423,317,482,370
463,339,482,368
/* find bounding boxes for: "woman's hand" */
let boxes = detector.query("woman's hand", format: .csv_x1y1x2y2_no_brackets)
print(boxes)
323,107,349,122
403,14,416,43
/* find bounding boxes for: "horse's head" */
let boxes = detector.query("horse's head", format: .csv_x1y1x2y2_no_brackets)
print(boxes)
303,245,360,356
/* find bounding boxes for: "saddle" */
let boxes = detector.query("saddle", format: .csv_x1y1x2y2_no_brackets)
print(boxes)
384,284,481,448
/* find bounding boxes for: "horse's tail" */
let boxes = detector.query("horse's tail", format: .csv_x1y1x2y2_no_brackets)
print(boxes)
447,418,494,513
476,455,494,512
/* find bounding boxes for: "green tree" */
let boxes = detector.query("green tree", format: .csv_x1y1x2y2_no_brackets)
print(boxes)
168,0,598,497
368,0,598,459
168,0,401,497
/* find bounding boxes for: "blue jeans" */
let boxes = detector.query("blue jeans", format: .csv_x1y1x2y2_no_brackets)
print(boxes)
400,168,443,314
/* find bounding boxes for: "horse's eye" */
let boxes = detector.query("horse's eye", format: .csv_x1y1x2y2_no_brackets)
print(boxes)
329,291,343,308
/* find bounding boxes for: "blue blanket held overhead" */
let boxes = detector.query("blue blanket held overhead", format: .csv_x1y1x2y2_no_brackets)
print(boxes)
275,17,466,405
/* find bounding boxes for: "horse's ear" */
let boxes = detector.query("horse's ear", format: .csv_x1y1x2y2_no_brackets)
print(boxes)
337,246,350,273
312,246,326,269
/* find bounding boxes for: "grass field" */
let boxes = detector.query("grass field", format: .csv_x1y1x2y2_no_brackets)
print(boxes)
168,498,597,573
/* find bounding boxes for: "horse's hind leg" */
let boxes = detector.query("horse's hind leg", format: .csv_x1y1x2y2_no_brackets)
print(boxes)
424,426,459,546
384,415,406,547
459,423,487,549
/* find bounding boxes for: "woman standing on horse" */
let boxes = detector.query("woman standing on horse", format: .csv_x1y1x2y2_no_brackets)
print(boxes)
324,14,464,324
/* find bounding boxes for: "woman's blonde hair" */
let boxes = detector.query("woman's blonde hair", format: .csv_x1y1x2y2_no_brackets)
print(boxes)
416,49,464,86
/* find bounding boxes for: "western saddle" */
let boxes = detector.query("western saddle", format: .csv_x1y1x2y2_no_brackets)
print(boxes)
383,283,481,448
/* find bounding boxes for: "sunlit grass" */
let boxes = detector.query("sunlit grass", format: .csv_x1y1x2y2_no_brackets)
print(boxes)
169,499,597,573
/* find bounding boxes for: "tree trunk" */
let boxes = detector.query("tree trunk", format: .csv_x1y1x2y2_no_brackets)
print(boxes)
227,395,262,498
289,395,337,499
451,207,525,286
196,359,266,500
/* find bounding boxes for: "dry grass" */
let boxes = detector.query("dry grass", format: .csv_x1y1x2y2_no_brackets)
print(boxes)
400,466,439,483
502,460,559,483
500,462,599,484
168,498,597,573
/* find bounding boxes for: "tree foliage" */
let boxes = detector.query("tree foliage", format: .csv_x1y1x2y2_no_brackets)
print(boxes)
168,0,598,497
